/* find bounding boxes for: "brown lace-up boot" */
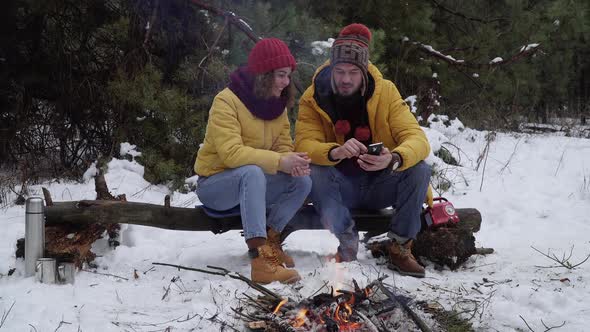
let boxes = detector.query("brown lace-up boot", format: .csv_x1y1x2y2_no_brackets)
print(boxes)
266,229,295,268
250,244,301,284
387,240,425,278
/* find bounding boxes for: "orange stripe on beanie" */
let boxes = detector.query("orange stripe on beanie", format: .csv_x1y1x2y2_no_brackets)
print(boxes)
247,38,297,75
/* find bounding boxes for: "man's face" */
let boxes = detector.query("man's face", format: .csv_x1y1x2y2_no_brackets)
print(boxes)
332,62,363,96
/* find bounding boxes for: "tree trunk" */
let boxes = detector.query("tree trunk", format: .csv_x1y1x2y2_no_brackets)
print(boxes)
30,189,483,268
44,200,481,234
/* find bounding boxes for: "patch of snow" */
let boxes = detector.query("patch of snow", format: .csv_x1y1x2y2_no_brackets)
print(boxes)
520,43,540,52
82,161,98,183
490,57,503,64
404,95,418,114
311,39,334,56
120,143,141,158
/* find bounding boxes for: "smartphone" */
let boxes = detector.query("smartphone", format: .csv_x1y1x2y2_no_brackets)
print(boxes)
367,142,383,155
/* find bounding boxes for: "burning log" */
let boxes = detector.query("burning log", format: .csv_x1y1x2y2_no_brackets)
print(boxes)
153,261,436,331
240,276,435,332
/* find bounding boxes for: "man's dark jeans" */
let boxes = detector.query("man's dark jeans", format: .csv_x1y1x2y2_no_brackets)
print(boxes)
309,161,431,261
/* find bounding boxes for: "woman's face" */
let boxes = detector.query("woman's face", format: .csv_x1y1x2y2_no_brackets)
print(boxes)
271,67,292,97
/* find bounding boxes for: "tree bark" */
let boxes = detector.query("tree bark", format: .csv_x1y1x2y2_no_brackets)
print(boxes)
44,200,481,234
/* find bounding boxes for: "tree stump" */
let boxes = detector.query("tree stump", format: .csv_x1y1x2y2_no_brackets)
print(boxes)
366,210,485,270
22,172,124,267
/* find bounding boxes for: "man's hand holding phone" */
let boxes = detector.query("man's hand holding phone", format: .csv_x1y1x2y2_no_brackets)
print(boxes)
329,138,368,160
358,142,402,172
367,142,383,155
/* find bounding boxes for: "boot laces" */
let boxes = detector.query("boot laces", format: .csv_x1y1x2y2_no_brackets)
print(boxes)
261,246,283,267
399,245,411,258
267,234,286,258
391,241,413,259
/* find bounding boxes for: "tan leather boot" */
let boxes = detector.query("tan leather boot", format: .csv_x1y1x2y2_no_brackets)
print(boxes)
250,244,301,284
387,240,425,278
266,229,295,268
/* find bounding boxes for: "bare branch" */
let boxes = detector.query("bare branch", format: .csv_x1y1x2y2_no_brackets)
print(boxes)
143,0,160,47
0,301,15,328
152,262,281,300
478,132,495,191
188,0,304,94
189,0,259,43
554,150,566,176
520,315,536,332
520,315,567,332
500,138,522,174
531,246,590,270
541,319,566,331
429,0,507,24
80,269,129,281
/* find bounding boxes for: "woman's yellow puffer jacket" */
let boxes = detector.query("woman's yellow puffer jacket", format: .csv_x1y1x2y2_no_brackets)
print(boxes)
194,88,293,177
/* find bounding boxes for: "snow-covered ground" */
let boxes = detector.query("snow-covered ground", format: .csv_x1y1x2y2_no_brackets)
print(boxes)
1,119,590,331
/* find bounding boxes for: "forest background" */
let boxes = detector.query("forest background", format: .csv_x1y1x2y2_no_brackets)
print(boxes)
1,0,588,191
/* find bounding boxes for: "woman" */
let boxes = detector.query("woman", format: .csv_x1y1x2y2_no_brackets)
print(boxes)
195,38,311,284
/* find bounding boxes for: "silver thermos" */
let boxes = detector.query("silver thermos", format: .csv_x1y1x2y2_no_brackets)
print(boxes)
25,197,45,277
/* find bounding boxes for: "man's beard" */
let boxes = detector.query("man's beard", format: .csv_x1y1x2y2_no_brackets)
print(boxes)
336,84,358,96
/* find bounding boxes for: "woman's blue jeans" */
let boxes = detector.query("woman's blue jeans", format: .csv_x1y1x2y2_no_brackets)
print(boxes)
196,165,312,240
309,162,431,260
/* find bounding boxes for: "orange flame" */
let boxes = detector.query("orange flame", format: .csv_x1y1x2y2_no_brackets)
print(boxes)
335,302,353,322
273,298,288,315
332,294,364,330
292,308,308,328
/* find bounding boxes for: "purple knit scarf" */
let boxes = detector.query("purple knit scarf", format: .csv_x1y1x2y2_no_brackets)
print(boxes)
227,67,287,120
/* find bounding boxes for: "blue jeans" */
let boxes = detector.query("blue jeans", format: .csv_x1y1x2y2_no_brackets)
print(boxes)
309,162,431,260
196,165,312,240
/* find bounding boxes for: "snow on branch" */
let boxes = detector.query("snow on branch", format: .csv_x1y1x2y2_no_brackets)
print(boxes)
413,40,541,69
189,0,259,43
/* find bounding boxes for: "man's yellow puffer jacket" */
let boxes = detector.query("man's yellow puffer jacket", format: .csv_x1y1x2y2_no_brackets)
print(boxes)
194,88,293,177
295,62,433,206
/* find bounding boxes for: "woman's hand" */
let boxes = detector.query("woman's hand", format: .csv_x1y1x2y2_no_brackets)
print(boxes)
279,152,311,175
291,165,311,177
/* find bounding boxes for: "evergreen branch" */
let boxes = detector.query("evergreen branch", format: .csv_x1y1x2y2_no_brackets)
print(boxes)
415,42,541,70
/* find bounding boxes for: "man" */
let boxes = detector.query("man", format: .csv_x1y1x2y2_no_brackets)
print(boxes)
295,23,432,278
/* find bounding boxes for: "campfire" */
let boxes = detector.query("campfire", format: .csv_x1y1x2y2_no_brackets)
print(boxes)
151,264,436,331
236,277,432,332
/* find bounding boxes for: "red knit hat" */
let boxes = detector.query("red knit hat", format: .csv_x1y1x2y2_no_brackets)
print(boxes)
247,38,297,75
331,23,372,95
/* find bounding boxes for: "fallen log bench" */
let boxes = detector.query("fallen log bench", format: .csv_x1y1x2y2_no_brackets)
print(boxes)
43,200,482,234
36,199,484,270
